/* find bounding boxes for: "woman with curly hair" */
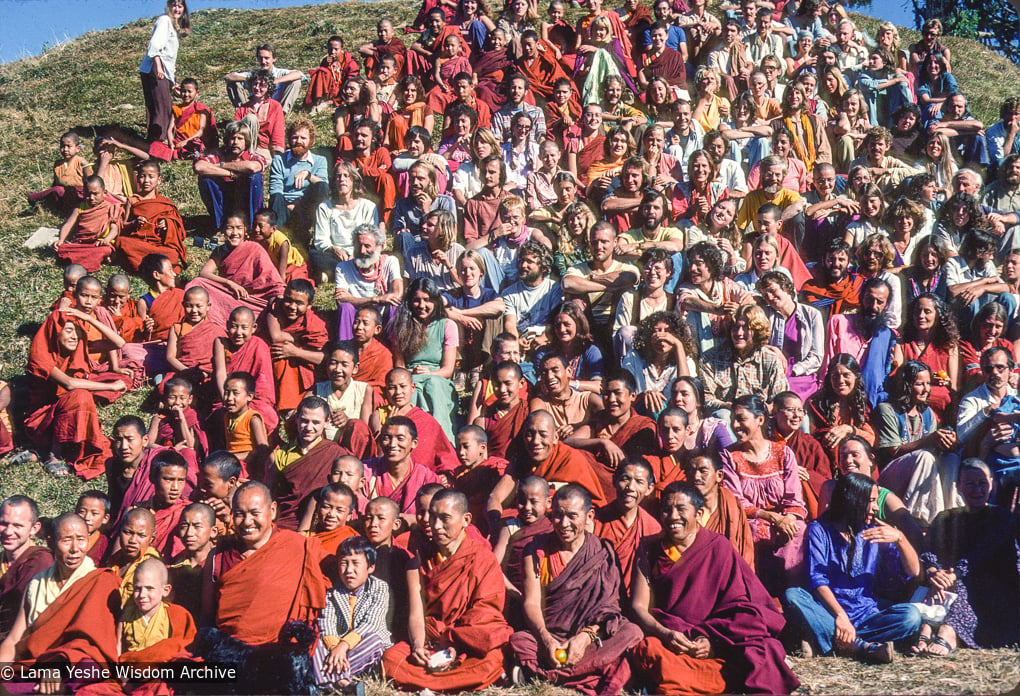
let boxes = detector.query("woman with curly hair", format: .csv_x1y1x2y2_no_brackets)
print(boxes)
554,202,596,277
883,197,927,270
903,235,952,305
874,360,962,524
334,76,389,148
621,310,695,415
535,302,604,393
691,66,730,132
958,301,1020,392
389,277,458,440
807,353,875,463
677,241,753,355
386,75,435,152
933,192,988,254
701,304,788,414
893,294,959,419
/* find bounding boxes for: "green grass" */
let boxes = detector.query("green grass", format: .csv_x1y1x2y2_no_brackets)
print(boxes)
0,5,1018,692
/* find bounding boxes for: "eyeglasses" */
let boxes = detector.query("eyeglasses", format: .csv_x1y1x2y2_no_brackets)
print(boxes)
863,248,884,257
982,364,1010,373
780,407,805,416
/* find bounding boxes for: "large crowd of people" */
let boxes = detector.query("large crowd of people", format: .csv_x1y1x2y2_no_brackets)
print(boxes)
9,0,1020,692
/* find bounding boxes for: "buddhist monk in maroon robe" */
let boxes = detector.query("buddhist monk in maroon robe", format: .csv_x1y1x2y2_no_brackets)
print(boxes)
594,458,661,594
516,33,581,113
383,490,512,692
147,287,186,342
352,306,393,404
477,361,530,460
445,426,507,537
362,21,408,79
261,283,329,413
187,240,286,328
215,306,280,434
684,451,756,570
119,162,187,272
55,193,121,272
365,417,441,519
0,498,53,637
201,483,327,646
511,485,644,696
303,40,361,109
631,482,799,696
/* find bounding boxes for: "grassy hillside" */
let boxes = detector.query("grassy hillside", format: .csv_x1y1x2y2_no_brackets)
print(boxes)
0,4,1017,692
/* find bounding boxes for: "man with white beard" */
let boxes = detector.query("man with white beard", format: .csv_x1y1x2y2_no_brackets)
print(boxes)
334,223,404,338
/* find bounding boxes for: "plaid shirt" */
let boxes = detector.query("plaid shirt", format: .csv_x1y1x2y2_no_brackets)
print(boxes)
701,342,788,410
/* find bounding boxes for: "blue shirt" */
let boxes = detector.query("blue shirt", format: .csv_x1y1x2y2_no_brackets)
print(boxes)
269,150,328,202
642,24,687,51
806,519,913,626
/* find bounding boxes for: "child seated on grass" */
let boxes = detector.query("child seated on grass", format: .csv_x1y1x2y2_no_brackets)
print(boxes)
53,175,119,272
312,536,392,690
214,372,269,480
250,207,309,283
148,376,208,458
28,130,90,213
172,77,217,160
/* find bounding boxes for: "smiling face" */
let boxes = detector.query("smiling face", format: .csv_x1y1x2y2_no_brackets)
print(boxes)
551,494,591,547
318,490,352,531
380,423,416,465
830,364,857,398
837,438,873,475
231,487,276,549
602,379,635,419
958,467,992,510
773,394,804,434
524,413,557,462
226,310,254,348
296,405,328,447
289,127,311,157
614,463,652,512
0,503,40,557
132,564,170,614
222,216,246,247
659,490,700,546
516,481,550,525
730,404,764,443
222,378,253,416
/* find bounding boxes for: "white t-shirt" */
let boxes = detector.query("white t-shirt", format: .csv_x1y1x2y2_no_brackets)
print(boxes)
503,277,563,335
334,255,402,298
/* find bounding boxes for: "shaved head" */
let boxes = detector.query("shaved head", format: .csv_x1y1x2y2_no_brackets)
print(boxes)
520,475,550,496
229,306,256,323
366,496,399,518
124,507,156,534
108,274,131,291
135,557,169,584
183,502,216,527
184,286,209,303
526,410,556,430
53,512,88,537
234,480,272,507
431,489,469,514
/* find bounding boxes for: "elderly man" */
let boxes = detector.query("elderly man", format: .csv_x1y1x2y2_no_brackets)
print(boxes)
382,490,512,692
334,223,403,339
0,514,121,692
201,481,327,645
564,221,639,352
225,43,304,115
268,117,329,233
194,120,266,230
510,484,644,695
0,497,52,638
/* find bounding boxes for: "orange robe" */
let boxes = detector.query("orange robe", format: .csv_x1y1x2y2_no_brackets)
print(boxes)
106,298,146,344
343,148,397,219
267,308,330,412
303,52,361,108
517,45,581,113
449,456,508,536
55,198,120,272
147,288,186,342
118,195,187,272
355,338,393,405
704,486,756,571
594,505,661,593
516,442,607,507
382,533,512,692
208,529,327,645
588,412,658,505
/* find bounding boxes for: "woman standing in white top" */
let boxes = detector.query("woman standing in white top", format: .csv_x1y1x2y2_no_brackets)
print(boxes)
140,0,190,157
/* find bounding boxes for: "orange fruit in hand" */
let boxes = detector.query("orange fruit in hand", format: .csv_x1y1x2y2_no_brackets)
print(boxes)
555,648,568,664
936,370,948,380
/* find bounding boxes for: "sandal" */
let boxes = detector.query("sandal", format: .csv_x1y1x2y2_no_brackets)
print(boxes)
926,635,955,657
41,458,69,478
910,634,932,655
8,450,38,466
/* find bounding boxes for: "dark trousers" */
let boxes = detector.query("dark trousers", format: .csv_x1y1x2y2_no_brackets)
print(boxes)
198,173,264,230
140,70,173,144
269,180,329,232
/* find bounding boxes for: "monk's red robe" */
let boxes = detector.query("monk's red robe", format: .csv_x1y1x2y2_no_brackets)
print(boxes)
576,135,606,186
634,530,799,696
517,443,607,507
510,533,644,695
0,546,52,636
25,312,117,479
265,307,329,412
800,271,863,318
366,459,442,514
483,399,529,460
188,241,286,328
273,438,349,531
648,452,686,501
355,338,393,405
383,533,512,692
517,46,581,113
404,406,459,473
782,429,832,520
405,25,464,82
441,96,492,136
594,505,661,593
208,529,327,645
151,499,188,560
118,195,187,272
147,288,185,342
86,533,109,566
226,335,280,433
472,48,513,112
106,298,145,343
153,407,209,461
109,446,198,528
641,46,688,88
588,412,658,504
335,417,380,461
174,317,226,376
303,52,361,108
56,198,120,271
502,515,553,593
704,486,756,571
449,456,507,536
16,568,121,666
365,38,408,78
425,55,474,114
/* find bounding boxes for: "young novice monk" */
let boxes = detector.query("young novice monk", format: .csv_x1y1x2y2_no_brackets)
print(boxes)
76,490,112,564
369,368,458,473
446,425,507,537
311,341,376,458
350,305,393,403
197,451,243,535
299,454,369,532
118,160,187,272
50,263,87,312
468,334,525,422
213,306,279,435
250,208,309,283
28,131,89,213
110,507,162,606
362,497,411,640
144,451,191,560
475,360,530,459
593,456,661,594
312,537,392,691
305,482,358,545
172,77,217,160
137,253,185,343
169,502,218,619
216,372,270,479
148,376,208,458
54,174,119,271
263,279,330,414
118,558,197,674
104,274,146,343
493,476,553,604
165,286,227,397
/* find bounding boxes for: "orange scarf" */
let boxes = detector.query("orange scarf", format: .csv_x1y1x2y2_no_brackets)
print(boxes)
785,113,817,170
